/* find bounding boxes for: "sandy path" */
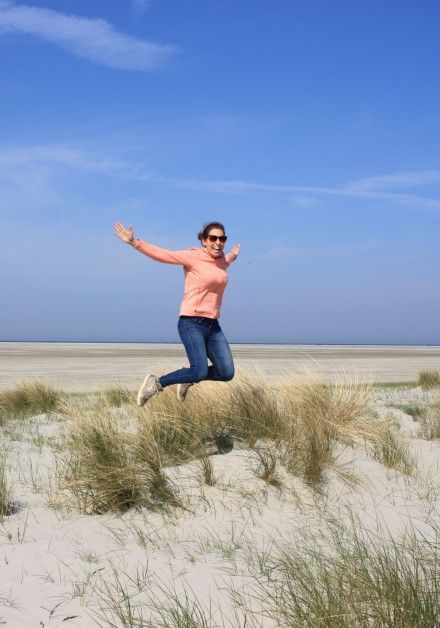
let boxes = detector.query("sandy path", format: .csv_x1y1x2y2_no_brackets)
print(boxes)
1,342,440,391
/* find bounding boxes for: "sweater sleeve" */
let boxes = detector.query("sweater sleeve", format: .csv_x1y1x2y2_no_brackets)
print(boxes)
133,239,194,266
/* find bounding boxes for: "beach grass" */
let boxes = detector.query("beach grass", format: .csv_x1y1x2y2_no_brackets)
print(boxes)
1,371,429,518
52,370,396,510
418,369,440,389
0,378,60,423
59,396,185,513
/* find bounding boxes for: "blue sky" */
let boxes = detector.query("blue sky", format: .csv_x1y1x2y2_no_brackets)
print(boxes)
1,0,439,344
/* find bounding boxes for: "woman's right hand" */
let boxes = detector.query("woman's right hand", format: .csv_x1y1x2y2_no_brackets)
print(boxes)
114,221,134,244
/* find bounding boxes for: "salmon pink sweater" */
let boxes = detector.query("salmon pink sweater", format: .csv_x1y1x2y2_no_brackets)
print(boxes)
133,239,236,319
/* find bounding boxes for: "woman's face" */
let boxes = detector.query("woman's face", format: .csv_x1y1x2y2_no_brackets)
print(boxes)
202,228,226,258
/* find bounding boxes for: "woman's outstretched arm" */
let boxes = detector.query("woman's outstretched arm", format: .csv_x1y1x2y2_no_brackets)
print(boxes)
225,244,241,266
114,221,194,265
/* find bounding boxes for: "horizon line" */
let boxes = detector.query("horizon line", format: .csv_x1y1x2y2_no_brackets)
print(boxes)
1,340,440,348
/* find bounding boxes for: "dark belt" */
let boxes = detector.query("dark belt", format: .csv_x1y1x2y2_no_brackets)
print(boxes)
179,315,217,322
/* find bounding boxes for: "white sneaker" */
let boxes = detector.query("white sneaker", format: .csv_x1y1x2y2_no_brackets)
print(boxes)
177,382,194,402
137,373,163,407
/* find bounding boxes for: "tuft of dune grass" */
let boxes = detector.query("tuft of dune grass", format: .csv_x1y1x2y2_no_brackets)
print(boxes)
418,369,440,389
276,374,379,488
59,397,184,514
0,378,60,424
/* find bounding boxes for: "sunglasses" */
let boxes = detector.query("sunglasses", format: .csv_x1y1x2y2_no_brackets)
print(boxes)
207,235,227,243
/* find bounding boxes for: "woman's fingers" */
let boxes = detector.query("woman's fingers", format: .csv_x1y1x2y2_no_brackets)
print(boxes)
114,222,131,236
114,221,130,241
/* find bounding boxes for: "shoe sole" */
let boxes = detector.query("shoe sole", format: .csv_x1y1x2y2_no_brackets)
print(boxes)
137,373,153,407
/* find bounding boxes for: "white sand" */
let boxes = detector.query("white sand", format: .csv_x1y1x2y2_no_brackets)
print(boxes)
2,342,440,391
1,384,440,625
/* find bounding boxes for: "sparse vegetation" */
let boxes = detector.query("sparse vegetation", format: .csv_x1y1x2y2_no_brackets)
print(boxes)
246,516,440,627
418,369,440,389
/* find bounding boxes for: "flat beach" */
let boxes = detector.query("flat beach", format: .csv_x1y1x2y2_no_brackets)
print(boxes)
1,342,440,390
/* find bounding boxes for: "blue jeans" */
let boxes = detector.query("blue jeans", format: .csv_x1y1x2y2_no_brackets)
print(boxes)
158,316,235,388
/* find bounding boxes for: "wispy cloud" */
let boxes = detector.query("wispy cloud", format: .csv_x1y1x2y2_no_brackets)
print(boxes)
172,173,440,209
343,170,440,191
1,143,440,211
0,1,175,70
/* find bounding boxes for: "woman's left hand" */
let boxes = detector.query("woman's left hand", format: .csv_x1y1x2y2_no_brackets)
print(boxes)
230,244,241,258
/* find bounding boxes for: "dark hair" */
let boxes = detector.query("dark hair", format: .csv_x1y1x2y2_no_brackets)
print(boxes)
197,221,225,243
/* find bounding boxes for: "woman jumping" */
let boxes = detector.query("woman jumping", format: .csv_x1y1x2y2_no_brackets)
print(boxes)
114,221,241,406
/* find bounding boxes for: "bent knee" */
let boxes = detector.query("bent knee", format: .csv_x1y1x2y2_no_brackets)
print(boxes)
220,368,235,382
